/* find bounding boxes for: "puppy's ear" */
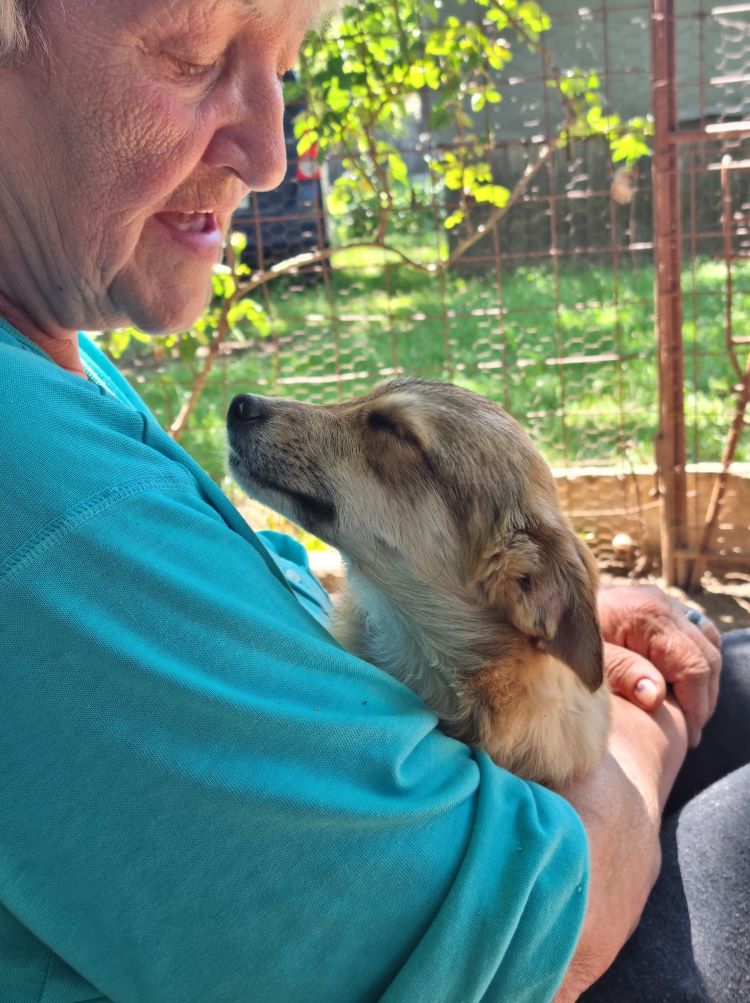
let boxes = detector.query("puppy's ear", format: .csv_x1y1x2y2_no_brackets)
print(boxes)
474,525,603,691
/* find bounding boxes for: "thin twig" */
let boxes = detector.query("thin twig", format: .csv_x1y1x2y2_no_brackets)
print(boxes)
238,239,437,294
445,141,558,268
169,310,232,441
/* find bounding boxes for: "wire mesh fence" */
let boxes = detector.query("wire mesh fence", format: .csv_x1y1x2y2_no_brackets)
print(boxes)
113,0,750,581
653,0,750,584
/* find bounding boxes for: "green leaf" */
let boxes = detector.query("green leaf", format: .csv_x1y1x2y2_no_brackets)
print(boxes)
230,230,247,253
212,270,237,300
297,129,319,157
444,166,465,190
388,152,408,183
444,209,465,229
472,183,510,207
517,1,551,33
227,297,271,336
611,133,651,165
325,83,350,113
408,64,426,89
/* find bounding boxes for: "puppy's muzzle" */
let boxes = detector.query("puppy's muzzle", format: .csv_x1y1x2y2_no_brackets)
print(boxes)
228,393,271,427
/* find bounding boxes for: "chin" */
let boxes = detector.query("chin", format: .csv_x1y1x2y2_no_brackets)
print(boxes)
112,273,214,334
132,300,209,335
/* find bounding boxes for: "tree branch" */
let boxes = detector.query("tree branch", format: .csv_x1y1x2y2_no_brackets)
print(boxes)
445,140,558,268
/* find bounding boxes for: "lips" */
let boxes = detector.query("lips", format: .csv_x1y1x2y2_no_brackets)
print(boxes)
157,210,216,233
153,209,223,259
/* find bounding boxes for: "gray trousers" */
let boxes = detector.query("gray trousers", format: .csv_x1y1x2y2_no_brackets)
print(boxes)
581,629,750,1002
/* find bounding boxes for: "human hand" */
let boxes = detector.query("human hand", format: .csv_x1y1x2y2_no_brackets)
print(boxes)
598,585,722,747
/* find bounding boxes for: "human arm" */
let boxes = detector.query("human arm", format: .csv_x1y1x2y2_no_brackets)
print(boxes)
555,693,688,1001
1,478,591,1003
598,584,722,746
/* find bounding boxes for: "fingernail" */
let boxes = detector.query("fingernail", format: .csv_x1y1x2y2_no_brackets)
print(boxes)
634,678,659,705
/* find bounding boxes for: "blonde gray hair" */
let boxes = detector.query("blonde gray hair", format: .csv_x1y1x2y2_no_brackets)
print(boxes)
0,0,342,63
0,0,31,61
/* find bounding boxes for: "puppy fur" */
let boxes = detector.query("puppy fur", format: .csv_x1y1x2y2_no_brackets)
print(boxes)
227,377,610,788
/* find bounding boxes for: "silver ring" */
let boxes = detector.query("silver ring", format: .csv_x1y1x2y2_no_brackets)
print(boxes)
685,608,706,627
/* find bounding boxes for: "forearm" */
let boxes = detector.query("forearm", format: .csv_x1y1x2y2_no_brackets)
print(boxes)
555,696,687,1000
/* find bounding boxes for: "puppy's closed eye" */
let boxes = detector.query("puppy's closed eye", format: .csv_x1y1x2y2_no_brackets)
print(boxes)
365,400,428,452
367,411,407,438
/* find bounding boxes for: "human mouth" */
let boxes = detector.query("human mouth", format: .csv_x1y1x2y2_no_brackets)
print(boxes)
153,210,223,258
160,210,216,232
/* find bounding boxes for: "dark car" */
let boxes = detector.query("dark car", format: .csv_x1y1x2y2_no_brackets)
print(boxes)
231,75,328,269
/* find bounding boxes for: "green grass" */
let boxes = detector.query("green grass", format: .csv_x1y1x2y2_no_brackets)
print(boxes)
116,251,750,484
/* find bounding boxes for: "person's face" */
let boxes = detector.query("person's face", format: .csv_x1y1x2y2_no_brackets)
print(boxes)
2,0,319,333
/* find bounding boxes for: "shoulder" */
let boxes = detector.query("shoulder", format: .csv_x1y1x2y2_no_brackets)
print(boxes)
0,337,186,565
0,333,147,452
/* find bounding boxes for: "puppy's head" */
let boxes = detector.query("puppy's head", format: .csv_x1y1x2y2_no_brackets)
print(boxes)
227,377,602,691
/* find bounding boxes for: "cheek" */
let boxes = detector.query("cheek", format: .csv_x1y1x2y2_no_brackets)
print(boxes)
97,88,211,212
58,67,212,222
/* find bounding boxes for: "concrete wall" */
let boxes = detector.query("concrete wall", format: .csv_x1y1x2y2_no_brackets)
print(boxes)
556,462,750,574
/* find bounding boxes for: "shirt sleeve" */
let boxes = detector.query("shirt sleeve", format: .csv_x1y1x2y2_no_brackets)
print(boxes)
0,476,588,1003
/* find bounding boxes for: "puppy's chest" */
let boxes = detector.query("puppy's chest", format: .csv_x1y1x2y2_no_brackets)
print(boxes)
332,588,463,717
332,591,428,674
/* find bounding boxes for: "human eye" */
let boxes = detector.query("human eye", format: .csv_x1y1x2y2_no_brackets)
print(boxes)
167,53,223,80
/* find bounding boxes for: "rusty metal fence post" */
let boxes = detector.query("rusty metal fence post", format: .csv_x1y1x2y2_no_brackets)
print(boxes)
651,0,689,587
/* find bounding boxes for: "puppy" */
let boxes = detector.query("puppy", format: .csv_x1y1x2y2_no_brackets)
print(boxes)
227,377,610,788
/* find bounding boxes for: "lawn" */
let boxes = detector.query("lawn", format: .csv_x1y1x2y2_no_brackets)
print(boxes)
116,249,750,486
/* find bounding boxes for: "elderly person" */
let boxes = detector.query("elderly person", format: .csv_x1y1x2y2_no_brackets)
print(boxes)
0,1,748,1001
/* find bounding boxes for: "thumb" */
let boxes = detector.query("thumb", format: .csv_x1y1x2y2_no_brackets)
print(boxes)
604,642,667,711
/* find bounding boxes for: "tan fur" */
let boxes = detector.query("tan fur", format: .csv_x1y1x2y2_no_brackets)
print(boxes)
227,377,610,787
466,647,610,785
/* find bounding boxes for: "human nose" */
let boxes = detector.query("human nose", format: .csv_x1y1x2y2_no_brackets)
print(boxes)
203,70,287,192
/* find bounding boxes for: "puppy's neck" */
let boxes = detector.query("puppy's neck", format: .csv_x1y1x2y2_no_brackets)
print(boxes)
333,554,497,727
331,548,611,788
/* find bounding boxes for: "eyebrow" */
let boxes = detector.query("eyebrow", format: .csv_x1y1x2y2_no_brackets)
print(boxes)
242,0,341,29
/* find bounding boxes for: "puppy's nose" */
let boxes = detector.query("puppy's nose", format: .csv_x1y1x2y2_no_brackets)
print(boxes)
228,394,270,425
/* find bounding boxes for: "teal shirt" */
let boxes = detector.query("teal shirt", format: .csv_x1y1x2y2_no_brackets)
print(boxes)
0,319,588,1003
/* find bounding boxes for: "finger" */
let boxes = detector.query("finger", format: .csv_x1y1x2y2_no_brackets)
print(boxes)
638,626,712,744
671,674,709,748
685,622,722,718
668,604,723,719
603,642,667,711
708,651,721,720
701,617,722,651
597,587,719,739
678,602,722,651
